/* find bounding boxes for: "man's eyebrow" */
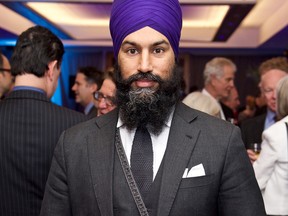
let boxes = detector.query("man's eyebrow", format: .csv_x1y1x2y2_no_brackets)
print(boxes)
121,41,137,47
153,40,169,46
121,40,169,47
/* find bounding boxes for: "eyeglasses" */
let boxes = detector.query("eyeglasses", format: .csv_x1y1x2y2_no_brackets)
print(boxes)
94,91,116,106
0,68,11,73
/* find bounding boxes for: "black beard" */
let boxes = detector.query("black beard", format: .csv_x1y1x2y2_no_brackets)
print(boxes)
115,64,182,135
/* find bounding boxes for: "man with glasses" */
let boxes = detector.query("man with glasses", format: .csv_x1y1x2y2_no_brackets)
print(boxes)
94,71,117,116
241,57,288,149
0,52,14,100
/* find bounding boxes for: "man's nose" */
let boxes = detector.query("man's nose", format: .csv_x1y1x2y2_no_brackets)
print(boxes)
72,84,76,91
98,98,107,108
229,80,235,88
137,50,152,73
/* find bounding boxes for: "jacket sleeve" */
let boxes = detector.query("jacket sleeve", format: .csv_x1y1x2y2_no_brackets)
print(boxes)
253,124,281,190
40,131,72,216
218,126,266,216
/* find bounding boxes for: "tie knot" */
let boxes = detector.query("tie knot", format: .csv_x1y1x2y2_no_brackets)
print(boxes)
136,126,149,134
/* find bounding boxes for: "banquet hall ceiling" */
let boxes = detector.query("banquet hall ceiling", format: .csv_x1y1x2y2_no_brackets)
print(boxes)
0,0,287,49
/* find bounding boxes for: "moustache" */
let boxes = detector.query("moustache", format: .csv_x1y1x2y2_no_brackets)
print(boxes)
124,72,163,85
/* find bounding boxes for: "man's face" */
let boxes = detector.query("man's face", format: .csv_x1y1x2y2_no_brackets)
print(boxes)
230,90,240,111
0,56,13,98
225,88,240,111
96,78,117,116
116,27,181,133
72,73,94,106
211,65,235,99
118,26,175,92
260,69,287,112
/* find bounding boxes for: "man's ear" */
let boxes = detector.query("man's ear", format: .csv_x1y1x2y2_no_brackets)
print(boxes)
47,60,58,81
210,74,218,86
90,83,98,93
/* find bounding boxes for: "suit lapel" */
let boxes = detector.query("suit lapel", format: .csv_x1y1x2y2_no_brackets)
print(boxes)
86,104,200,216
87,110,118,216
157,103,200,216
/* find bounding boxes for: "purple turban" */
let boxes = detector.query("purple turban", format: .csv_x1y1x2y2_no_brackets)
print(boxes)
109,0,182,60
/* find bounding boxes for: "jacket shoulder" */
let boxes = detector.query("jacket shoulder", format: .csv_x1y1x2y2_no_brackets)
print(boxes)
240,113,266,128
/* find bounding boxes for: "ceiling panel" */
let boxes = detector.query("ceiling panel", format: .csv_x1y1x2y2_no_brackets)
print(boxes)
0,0,287,50
0,4,34,35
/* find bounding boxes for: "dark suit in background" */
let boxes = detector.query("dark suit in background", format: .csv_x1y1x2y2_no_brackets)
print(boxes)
0,25,88,216
240,113,266,149
87,105,98,119
0,90,87,216
220,102,234,121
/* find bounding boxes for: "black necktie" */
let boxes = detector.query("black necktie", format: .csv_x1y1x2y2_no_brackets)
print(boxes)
131,126,153,198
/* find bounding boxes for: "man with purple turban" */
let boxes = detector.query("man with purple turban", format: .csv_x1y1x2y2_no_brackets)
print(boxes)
41,0,266,215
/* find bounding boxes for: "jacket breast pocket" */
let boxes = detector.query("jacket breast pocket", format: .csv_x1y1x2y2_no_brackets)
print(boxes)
179,174,214,189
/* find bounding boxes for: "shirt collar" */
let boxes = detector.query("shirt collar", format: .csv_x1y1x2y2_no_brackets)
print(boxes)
13,86,46,95
266,109,276,121
264,108,276,129
202,88,219,102
84,102,95,115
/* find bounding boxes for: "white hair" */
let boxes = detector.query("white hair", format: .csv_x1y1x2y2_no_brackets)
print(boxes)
203,57,236,85
182,92,221,118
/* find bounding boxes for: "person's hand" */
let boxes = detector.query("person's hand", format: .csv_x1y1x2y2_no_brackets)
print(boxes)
247,149,258,164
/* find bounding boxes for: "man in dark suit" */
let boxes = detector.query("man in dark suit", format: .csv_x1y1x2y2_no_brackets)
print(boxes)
40,0,265,215
0,26,88,216
240,57,288,149
240,113,266,149
71,66,104,118
94,71,117,116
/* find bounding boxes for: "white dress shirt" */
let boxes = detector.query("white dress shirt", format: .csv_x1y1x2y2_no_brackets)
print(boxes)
202,88,226,120
117,111,173,180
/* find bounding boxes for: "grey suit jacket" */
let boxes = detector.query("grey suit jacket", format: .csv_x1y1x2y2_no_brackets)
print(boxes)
0,90,88,216
40,102,266,216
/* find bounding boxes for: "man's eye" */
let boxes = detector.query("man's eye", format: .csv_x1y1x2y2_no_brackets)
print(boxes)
226,78,233,82
263,88,273,94
127,48,138,55
154,48,164,54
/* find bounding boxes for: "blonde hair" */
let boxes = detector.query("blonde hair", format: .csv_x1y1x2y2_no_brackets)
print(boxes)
259,57,288,75
183,92,221,118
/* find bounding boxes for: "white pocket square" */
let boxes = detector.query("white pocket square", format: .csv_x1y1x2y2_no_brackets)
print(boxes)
182,163,206,178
